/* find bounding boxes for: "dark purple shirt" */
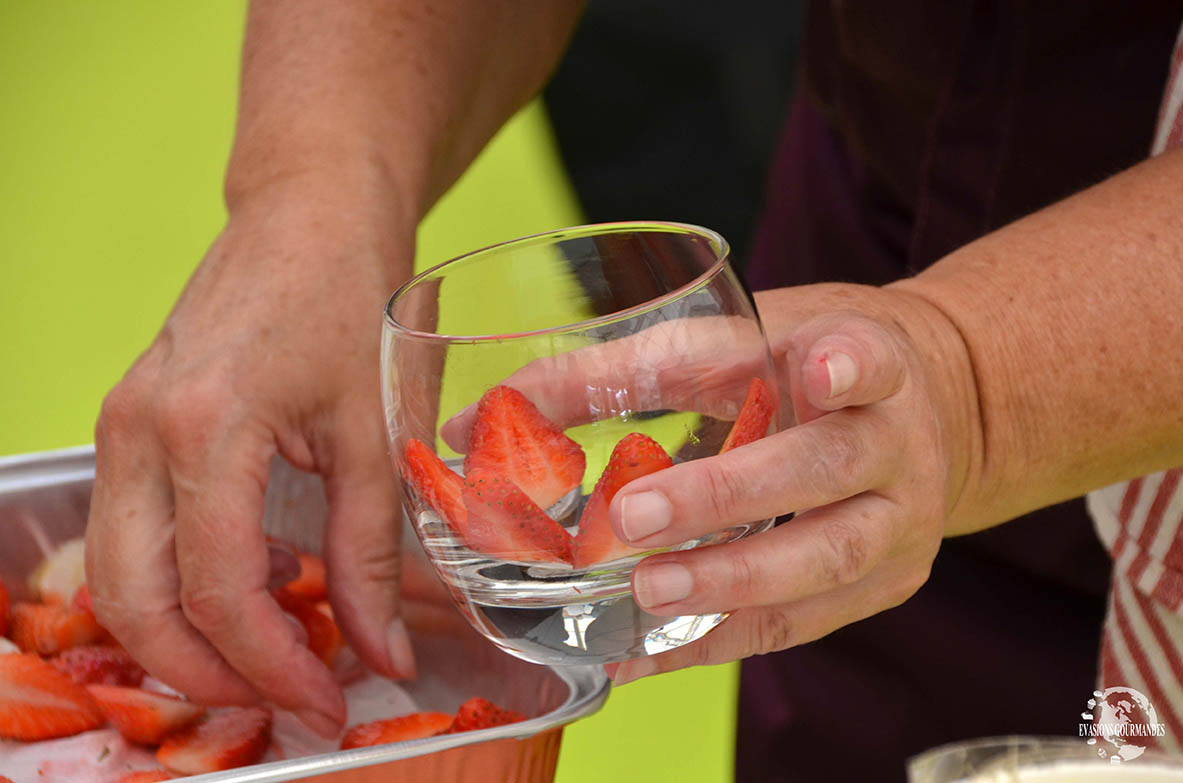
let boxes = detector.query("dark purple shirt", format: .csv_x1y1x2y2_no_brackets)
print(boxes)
737,2,1181,780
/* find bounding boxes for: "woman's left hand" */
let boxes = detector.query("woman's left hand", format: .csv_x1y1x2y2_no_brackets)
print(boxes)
604,283,984,684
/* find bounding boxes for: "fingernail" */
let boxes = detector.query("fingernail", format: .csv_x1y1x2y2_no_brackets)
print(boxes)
612,657,657,686
633,562,693,609
620,491,673,542
295,706,343,739
825,352,857,398
386,617,418,680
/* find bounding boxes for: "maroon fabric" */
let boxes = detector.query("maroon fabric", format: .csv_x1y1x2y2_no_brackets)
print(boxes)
736,2,1181,780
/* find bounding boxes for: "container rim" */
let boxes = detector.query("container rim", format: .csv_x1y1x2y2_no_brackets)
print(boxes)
382,220,730,343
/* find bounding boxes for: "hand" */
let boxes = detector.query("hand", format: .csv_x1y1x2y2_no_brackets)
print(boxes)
441,282,981,683
440,310,774,453
602,283,983,683
85,174,415,735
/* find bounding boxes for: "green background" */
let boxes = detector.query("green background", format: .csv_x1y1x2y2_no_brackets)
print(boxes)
0,3,736,780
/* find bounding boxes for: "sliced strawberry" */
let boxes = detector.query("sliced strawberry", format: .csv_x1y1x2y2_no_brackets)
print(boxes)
0,575,9,638
117,772,173,783
157,707,272,775
446,697,526,733
0,653,104,740
403,437,467,530
10,601,104,655
460,469,574,564
573,433,674,568
88,684,206,745
285,551,328,603
463,385,586,510
340,711,453,749
53,645,145,686
273,589,344,668
720,377,776,453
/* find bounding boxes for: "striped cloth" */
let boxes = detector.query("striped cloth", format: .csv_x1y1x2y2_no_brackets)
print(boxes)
1087,22,1183,751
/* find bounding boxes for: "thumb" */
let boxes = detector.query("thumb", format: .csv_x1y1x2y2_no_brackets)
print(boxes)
787,312,909,422
321,396,416,681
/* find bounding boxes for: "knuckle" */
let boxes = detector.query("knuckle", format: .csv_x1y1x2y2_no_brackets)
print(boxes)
156,379,230,453
701,461,750,524
751,607,795,654
180,583,236,634
97,383,146,437
804,420,863,498
723,551,761,606
349,544,401,588
819,517,870,587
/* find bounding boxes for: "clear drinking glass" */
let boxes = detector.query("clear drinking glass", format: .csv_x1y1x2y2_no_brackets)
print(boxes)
908,737,1183,782
381,222,783,665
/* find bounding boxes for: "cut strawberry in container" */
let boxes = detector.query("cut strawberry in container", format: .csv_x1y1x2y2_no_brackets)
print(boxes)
573,433,675,568
10,601,105,655
156,706,272,775
0,652,104,740
53,644,146,686
340,711,454,749
274,588,344,667
463,385,586,510
285,550,328,603
447,697,526,732
403,437,467,530
720,377,776,453
88,684,206,745
461,469,575,565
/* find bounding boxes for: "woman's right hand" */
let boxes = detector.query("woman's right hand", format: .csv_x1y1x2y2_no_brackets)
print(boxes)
85,172,416,736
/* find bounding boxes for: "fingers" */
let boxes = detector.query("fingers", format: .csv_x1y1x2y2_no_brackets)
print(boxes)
439,314,770,452
86,390,259,707
322,396,415,681
168,421,346,736
608,407,898,548
612,555,930,686
630,494,898,614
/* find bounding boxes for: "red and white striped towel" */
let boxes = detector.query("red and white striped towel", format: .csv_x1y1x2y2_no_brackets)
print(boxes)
1087,22,1183,751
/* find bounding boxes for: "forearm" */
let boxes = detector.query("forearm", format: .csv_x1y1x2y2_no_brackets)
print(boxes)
224,0,584,228
895,145,1183,534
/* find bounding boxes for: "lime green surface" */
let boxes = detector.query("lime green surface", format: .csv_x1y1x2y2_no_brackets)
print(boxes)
0,3,737,782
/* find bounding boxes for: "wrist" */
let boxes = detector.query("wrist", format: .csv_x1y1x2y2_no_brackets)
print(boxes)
216,161,416,293
226,146,413,218
884,279,987,536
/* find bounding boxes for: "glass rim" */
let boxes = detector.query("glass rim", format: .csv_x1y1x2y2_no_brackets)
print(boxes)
382,220,731,343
